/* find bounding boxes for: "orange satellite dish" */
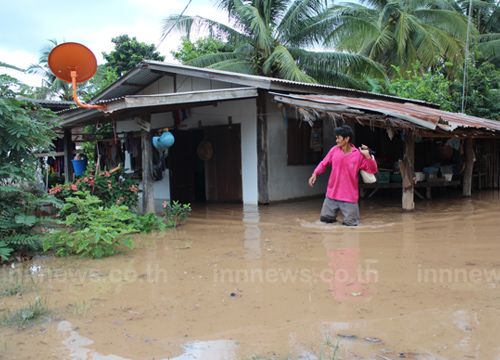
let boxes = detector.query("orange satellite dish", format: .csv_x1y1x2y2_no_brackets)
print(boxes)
48,42,106,110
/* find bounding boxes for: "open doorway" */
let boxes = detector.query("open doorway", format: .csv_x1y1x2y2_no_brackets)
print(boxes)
168,125,242,203
168,129,206,203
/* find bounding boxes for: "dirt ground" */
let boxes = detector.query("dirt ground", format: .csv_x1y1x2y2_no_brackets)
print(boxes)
1,189,500,359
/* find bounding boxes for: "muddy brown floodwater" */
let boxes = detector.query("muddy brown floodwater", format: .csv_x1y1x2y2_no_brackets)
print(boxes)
2,190,500,359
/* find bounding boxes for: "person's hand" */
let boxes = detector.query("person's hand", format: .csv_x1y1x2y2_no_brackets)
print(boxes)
359,144,371,159
309,173,317,187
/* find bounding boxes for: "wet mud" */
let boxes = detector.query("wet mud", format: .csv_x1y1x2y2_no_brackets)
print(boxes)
2,190,500,359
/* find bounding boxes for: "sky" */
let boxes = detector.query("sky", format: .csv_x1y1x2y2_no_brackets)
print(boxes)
0,0,229,87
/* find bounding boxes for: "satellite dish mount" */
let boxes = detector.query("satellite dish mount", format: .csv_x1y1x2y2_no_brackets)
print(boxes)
48,42,106,110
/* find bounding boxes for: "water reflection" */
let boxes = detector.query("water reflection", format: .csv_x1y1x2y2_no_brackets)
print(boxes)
58,321,129,360
243,204,261,261
57,320,239,360
322,231,377,302
171,340,239,360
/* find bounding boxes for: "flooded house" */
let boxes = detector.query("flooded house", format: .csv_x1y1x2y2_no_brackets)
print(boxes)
55,60,500,211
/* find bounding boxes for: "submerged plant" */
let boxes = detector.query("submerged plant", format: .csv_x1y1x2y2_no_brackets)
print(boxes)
1,295,49,328
162,201,191,227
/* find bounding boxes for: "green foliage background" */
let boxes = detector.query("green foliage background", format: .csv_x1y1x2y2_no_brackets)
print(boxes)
0,72,61,260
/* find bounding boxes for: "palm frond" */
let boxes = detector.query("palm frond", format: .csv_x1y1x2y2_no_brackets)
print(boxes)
293,48,387,81
232,0,275,56
185,52,242,68
162,15,243,40
263,45,318,82
0,62,24,72
208,59,259,74
475,34,500,59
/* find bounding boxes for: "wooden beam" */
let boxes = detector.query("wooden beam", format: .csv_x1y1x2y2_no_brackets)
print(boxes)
141,114,155,213
63,128,74,183
463,138,474,197
402,131,415,211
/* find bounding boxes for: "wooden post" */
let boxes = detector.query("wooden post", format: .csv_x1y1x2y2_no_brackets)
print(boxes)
257,91,269,204
402,131,415,211
141,115,155,213
463,137,474,197
63,128,74,183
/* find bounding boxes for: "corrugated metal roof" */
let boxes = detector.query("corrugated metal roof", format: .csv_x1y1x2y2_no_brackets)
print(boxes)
57,60,438,118
272,93,500,136
29,99,75,106
92,60,434,104
92,62,164,102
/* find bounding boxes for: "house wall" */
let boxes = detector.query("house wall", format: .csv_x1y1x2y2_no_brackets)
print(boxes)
140,74,235,94
266,94,334,202
116,96,259,205
116,74,344,205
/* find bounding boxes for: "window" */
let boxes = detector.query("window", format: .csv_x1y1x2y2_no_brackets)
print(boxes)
287,118,323,165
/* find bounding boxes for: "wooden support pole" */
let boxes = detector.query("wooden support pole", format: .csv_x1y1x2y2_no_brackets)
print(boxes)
402,131,415,211
257,91,269,204
463,137,474,197
141,115,155,213
63,128,74,183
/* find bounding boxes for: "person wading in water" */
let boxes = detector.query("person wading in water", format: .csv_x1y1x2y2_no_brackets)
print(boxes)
308,125,377,226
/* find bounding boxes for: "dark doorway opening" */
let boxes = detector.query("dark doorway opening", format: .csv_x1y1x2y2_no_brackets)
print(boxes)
168,129,206,203
168,125,242,204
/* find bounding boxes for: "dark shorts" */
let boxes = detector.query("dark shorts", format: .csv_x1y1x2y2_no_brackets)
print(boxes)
320,197,359,226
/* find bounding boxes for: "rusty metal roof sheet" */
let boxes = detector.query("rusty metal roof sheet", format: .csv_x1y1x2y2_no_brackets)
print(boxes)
272,93,500,135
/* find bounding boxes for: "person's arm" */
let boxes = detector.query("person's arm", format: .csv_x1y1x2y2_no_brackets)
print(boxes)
308,148,333,187
308,173,317,187
359,144,378,174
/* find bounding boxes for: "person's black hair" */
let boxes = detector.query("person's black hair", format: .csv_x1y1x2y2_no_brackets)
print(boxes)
334,125,354,141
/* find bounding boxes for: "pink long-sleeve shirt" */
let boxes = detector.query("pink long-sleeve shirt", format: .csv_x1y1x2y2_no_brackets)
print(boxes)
313,144,378,203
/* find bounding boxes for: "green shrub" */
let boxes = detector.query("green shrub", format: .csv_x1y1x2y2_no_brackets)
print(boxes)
162,200,191,227
131,211,167,233
43,194,137,258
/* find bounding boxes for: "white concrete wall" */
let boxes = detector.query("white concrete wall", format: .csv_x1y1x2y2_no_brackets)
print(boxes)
115,97,259,205
266,95,334,202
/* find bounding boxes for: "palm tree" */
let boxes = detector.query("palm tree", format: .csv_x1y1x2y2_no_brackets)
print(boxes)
457,0,500,63
307,0,471,78
162,0,385,90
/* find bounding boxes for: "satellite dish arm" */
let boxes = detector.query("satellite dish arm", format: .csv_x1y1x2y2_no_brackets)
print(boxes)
70,69,106,110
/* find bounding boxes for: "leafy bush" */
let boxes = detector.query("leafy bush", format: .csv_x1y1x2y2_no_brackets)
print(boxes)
131,211,167,233
43,192,173,258
49,166,140,210
43,193,137,258
162,201,191,227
